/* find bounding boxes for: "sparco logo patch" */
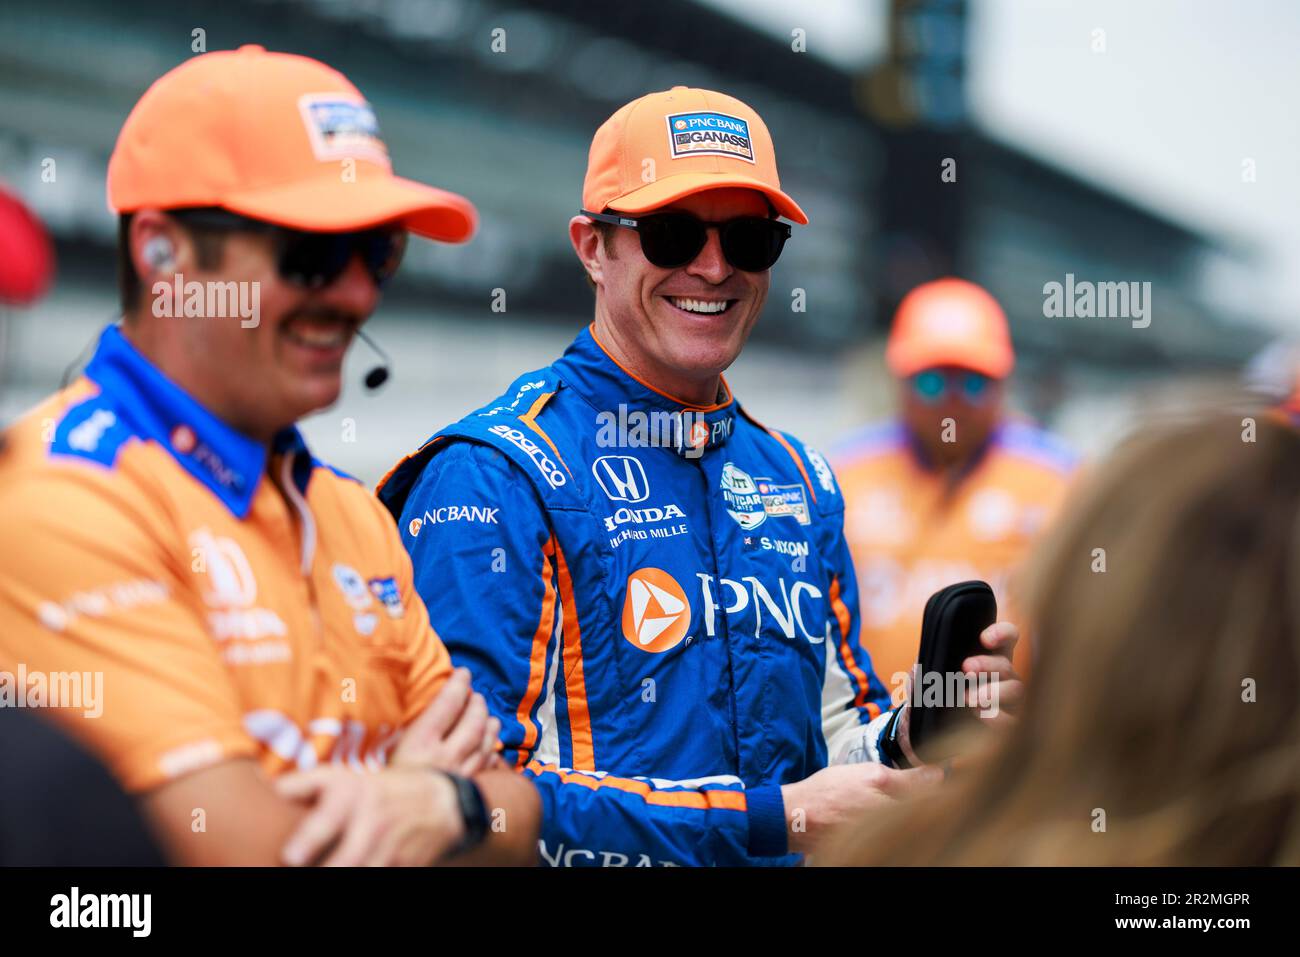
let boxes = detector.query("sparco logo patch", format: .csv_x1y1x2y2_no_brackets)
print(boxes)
488,423,567,489
666,111,755,163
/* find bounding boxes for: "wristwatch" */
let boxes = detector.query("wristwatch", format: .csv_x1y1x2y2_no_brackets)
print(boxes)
444,772,489,855
880,707,913,770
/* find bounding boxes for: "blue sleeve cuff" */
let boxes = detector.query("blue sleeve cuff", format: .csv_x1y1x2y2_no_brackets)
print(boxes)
745,784,789,857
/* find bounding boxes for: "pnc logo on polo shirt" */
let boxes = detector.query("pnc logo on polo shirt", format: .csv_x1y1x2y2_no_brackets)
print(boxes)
621,568,691,653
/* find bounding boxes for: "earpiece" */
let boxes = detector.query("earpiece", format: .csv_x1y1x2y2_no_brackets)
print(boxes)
142,236,175,272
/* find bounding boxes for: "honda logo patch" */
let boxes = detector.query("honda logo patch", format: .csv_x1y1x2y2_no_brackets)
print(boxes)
592,455,650,503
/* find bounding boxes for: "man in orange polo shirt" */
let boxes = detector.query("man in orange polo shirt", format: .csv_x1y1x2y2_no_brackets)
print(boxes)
833,279,1078,691
0,47,539,865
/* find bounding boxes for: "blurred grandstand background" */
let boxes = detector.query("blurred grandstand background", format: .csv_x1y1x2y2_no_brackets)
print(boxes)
1,0,1295,481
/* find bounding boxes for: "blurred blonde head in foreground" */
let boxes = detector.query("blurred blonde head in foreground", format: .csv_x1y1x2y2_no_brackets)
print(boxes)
824,410,1300,866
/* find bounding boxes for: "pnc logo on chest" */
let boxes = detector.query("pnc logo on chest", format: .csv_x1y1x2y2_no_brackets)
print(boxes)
621,568,692,654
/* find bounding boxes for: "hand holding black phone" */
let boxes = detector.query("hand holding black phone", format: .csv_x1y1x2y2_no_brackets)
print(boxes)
907,580,997,763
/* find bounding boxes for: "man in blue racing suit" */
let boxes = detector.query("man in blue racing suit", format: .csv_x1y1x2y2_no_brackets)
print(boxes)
378,87,1023,865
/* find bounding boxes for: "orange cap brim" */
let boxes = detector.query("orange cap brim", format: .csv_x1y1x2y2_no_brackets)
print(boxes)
886,344,1014,380
221,173,478,242
606,171,808,225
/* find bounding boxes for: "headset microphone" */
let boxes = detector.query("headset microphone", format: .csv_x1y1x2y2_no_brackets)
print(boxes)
355,328,391,391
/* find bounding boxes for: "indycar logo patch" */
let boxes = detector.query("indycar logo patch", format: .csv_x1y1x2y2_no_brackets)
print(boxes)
720,462,766,530
720,462,814,528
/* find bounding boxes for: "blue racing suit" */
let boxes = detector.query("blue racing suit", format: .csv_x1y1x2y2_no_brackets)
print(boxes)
377,325,898,865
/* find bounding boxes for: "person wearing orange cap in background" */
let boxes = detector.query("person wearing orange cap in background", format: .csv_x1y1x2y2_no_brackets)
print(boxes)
832,278,1079,692
378,89,1024,865
0,47,541,866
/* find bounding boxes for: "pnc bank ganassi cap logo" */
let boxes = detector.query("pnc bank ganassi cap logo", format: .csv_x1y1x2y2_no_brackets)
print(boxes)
621,568,691,654
299,93,389,165
666,111,755,163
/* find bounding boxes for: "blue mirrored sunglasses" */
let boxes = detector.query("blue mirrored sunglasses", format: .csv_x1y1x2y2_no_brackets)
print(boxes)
910,369,992,404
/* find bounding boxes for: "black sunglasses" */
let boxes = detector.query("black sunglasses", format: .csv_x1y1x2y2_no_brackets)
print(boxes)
166,207,408,289
580,209,792,272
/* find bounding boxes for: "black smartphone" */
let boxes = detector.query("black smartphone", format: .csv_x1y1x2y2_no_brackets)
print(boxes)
908,580,997,762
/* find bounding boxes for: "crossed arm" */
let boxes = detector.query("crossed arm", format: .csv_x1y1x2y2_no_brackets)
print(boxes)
141,668,540,866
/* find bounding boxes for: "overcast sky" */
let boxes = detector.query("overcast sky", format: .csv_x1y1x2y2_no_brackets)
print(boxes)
696,0,1299,328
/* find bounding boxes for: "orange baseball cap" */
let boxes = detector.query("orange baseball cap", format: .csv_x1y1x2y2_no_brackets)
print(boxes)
108,45,476,242
583,87,807,224
886,278,1015,379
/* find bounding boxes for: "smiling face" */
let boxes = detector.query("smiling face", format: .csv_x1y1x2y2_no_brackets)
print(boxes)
573,187,773,404
125,210,381,441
